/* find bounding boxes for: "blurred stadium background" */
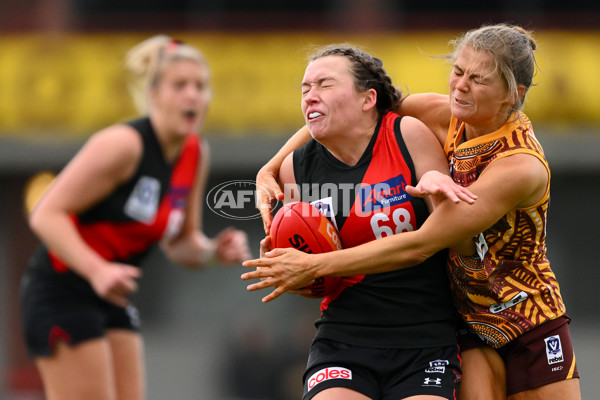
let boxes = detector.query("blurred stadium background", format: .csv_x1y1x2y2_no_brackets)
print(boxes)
1,1,599,399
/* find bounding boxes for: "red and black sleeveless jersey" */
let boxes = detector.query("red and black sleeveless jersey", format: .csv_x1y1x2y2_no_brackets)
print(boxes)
42,117,201,273
293,112,457,349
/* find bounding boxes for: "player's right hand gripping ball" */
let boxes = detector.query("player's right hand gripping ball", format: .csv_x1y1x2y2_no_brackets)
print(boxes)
270,201,343,298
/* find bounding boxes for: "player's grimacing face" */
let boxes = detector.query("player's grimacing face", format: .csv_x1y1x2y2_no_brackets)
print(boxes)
301,56,365,141
449,45,511,133
151,59,212,137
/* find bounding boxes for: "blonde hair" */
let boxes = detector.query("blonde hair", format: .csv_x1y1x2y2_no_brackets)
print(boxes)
450,24,537,116
125,35,209,114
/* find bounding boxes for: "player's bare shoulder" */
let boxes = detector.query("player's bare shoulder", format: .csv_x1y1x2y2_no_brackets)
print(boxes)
400,93,449,116
399,93,450,144
82,123,143,183
398,116,440,149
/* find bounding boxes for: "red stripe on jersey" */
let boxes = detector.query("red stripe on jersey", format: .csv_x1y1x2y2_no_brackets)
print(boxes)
320,113,418,308
49,134,200,273
340,112,417,248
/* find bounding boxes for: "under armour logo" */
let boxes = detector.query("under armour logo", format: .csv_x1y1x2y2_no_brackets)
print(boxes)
424,378,442,385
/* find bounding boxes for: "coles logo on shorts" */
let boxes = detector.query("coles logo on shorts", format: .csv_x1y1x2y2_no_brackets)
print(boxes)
307,367,352,391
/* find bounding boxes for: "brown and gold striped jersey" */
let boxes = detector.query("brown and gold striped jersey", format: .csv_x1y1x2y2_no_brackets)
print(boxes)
445,112,566,348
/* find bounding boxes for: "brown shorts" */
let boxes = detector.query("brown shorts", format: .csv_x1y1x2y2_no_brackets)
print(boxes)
457,316,579,395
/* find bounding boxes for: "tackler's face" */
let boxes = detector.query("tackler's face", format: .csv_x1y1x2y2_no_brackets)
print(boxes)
449,45,512,134
301,55,366,142
151,59,212,138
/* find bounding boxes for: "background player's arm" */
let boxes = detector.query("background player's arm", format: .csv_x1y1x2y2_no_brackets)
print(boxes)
162,140,250,268
28,125,143,306
161,138,215,267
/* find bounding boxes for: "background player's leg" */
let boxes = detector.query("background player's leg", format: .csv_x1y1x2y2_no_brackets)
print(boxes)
107,329,145,400
36,337,117,400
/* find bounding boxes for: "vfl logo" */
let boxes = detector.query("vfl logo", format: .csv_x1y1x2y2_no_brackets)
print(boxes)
307,367,352,391
311,197,338,230
124,176,160,224
358,174,411,213
311,197,342,250
545,335,564,365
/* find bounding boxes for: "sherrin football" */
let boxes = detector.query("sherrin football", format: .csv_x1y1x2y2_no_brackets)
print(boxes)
270,201,343,298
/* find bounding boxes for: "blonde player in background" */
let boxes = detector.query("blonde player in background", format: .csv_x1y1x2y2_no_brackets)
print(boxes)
244,23,581,400
20,35,250,400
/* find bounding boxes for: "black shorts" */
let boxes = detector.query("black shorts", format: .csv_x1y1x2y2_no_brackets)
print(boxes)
457,316,579,395
20,265,140,357
303,338,462,400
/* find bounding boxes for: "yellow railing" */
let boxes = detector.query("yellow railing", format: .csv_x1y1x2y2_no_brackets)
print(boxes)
0,31,599,138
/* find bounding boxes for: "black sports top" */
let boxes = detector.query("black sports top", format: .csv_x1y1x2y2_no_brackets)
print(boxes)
293,112,457,349
37,117,201,273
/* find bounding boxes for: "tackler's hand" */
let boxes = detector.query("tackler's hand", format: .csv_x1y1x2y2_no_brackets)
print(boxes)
241,247,318,303
406,170,478,205
255,166,284,235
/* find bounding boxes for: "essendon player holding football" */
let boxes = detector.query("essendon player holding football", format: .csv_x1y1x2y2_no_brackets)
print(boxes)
252,44,477,400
